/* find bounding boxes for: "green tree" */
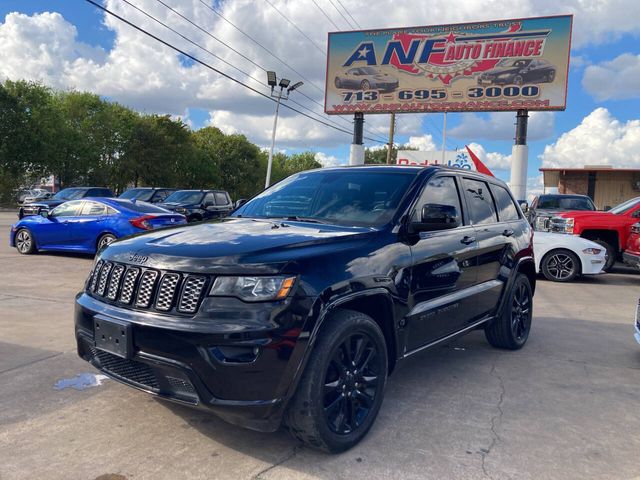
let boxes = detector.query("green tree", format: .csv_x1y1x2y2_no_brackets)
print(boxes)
365,144,418,165
192,127,263,199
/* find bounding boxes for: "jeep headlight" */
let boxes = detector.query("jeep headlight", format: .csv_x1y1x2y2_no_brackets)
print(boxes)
210,276,296,302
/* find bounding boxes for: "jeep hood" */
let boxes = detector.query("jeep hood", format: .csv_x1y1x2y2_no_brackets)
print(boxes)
100,217,376,274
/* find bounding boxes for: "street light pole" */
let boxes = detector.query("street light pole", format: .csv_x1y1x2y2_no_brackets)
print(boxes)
265,71,303,189
265,93,282,189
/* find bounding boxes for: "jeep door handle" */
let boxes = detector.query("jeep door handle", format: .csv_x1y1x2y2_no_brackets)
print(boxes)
502,229,514,237
460,236,476,245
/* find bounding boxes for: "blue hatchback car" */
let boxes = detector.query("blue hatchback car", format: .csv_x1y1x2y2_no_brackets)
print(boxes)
10,198,187,255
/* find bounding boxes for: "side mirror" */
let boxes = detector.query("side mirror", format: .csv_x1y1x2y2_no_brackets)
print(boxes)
412,204,460,232
520,202,529,213
40,210,49,219
235,199,247,209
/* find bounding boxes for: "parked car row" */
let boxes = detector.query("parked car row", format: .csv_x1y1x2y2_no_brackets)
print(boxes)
13,185,236,255
524,193,640,272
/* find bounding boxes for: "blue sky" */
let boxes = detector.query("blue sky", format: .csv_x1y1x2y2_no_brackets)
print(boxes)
1,1,639,195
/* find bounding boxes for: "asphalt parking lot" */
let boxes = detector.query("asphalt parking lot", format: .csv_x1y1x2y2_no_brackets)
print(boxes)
1,211,639,480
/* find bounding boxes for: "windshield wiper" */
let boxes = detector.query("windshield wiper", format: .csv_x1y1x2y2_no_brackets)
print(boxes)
275,216,329,224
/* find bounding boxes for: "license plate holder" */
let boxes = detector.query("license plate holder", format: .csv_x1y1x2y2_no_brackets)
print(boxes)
94,316,133,359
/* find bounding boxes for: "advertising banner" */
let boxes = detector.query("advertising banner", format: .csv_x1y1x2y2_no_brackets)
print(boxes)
325,15,572,115
397,150,475,169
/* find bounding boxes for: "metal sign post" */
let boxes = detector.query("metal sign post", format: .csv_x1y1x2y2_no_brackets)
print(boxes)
349,112,365,165
510,109,529,201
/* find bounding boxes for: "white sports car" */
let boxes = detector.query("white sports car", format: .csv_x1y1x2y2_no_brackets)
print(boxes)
534,231,607,282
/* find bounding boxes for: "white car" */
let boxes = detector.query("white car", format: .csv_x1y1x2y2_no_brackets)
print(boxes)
534,231,607,282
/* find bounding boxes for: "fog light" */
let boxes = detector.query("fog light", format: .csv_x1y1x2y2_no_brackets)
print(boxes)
210,345,260,364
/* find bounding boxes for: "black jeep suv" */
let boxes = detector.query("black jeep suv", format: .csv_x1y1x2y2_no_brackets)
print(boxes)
75,166,535,452
158,189,233,222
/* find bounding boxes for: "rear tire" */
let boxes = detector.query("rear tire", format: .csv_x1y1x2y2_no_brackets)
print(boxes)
485,273,532,350
541,249,580,282
97,233,116,252
590,238,616,272
15,228,36,254
285,309,388,453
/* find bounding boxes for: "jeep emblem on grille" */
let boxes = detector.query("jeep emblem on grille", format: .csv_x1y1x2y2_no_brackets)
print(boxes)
128,253,149,265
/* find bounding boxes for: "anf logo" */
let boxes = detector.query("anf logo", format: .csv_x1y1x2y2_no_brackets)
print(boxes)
342,23,550,85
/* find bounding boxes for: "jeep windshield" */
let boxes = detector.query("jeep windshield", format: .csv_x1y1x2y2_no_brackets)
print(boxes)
233,170,415,227
164,191,204,204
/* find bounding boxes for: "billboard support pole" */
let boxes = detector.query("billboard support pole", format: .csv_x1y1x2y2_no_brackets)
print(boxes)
350,112,365,165
510,109,529,201
441,112,447,164
386,113,395,165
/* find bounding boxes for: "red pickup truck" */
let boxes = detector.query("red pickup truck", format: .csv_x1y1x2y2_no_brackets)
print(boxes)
551,196,640,271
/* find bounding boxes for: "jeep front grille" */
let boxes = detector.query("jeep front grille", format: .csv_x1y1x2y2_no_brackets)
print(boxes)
87,262,208,315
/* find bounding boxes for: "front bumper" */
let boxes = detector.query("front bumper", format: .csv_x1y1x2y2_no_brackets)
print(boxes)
623,251,640,270
75,291,315,432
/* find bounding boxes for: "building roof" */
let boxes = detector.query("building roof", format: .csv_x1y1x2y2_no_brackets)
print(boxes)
540,167,640,173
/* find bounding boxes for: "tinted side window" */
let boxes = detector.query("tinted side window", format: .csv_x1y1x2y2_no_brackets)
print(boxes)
412,176,463,225
491,184,520,221
203,192,215,206
214,192,229,205
81,201,108,216
154,190,172,202
462,178,498,225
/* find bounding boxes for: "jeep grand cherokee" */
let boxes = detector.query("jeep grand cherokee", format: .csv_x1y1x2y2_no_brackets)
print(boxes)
75,165,535,452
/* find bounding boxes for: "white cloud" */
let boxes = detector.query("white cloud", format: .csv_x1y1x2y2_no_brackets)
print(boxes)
466,143,512,171
315,152,345,167
570,55,591,69
582,53,640,101
407,134,436,151
450,111,555,142
1,0,639,152
526,174,546,202
540,108,640,168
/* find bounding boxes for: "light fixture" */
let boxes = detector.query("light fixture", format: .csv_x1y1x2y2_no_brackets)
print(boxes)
287,81,304,93
266,71,277,87
279,78,291,89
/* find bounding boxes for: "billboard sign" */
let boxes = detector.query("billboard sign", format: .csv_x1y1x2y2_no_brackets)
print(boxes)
325,15,572,115
397,150,474,169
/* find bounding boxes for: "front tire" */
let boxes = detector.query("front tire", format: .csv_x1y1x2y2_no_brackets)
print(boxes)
15,229,36,254
590,238,616,272
285,309,388,453
485,273,532,350
541,249,580,282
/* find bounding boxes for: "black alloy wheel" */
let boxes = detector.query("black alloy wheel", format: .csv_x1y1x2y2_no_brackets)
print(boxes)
15,229,36,254
485,273,533,350
541,250,579,282
510,281,532,343
323,332,381,435
285,309,387,453
360,80,371,90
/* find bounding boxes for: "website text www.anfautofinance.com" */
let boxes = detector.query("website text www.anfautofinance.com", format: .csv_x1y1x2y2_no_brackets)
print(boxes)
329,99,552,113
